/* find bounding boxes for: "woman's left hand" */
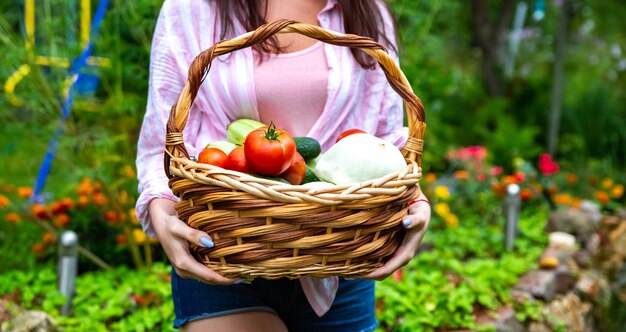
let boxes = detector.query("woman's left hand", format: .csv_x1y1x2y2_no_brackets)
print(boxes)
363,193,431,280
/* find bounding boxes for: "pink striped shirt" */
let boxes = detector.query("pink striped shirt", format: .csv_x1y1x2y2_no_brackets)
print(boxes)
136,0,407,317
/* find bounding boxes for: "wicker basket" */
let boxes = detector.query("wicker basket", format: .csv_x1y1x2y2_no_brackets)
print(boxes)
164,20,426,279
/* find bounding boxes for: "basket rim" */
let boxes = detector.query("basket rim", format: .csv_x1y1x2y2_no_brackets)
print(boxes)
168,157,422,206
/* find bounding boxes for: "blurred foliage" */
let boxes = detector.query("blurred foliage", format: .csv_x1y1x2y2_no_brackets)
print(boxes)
0,263,175,331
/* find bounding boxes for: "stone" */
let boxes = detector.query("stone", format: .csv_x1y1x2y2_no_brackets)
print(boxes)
510,289,535,305
575,270,611,303
548,232,577,251
554,265,577,294
4,310,56,332
528,322,551,332
543,293,595,332
597,221,626,273
600,215,622,228
546,208,599,243
475,305,524,332
515,270,556,301
574,249,592,269
539,256,559,269
541,248,575,266
584,233,600,257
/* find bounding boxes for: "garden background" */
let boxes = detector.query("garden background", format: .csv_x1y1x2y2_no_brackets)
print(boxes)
0,0,625,331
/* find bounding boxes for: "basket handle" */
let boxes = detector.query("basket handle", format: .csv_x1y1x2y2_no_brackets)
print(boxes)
165,19,426,177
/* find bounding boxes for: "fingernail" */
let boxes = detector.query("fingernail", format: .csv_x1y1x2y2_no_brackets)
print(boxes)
354,275,363,279
234,279,246,284
402,217,412,228
200,236,214,248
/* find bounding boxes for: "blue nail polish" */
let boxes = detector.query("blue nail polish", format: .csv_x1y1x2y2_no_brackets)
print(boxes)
200,237,214,248
234,279,246,284
402,217,412,228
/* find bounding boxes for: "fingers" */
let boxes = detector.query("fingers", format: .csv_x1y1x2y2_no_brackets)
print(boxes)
364,224,429,280
363,239,417,280
169,218,214,249
159,217,241,285
173,258,240,285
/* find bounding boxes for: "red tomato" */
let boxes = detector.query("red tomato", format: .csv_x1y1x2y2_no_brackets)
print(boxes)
280,153,307,185
336,128,367,142
225,146,249,173
244,123,296,176
197,147,228,168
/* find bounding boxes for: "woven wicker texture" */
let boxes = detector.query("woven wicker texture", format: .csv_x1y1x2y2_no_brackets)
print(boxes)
164,20,427,279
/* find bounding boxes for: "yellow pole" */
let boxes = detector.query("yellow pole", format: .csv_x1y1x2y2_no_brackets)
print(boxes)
81,0,91,47
25,0,35,49
4,65,31,106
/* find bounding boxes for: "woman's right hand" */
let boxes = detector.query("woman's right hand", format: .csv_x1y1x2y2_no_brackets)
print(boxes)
149,198,240,284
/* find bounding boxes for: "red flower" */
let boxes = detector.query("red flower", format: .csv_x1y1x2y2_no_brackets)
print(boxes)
538,154,559,176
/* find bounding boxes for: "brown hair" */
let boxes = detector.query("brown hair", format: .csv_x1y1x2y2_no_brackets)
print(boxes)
212,0,397,69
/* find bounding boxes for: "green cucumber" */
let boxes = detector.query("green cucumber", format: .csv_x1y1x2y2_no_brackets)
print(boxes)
301,165,320,184
226,119,266,145
293,137,322,162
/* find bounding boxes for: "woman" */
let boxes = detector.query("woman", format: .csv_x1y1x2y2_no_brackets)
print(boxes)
136,0,431,331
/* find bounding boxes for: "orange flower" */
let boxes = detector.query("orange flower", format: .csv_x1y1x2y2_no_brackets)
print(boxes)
77,178,94,196
454,170,469,180
53,214,70,228
104,211,118,224
595,191,610,204
491,182,506,196
17,187,33,198
571,198,582,209
133,228,147,244
60,197,74,209
425,172,437,184
503,175,518,185
78,195,89,207
118,211,128,223
566,173,577,185
92,193,109,206
42,231,56,244
119,191,129,204
51,201,69,215
0,195,9,209
129,208,139,225
31,204,50,219
32,242,44,253
520,188,534,201
611,184,624,199
123,165,136,178
553,193,573,205
4,213,21,223
116,234,128,245
601,178,614,190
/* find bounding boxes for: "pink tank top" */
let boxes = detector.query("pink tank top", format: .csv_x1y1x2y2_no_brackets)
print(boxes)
253,41,329,137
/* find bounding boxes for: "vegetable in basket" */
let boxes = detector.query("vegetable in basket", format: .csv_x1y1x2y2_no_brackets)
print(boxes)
244,123,296,176
279,152,307,185
314,133,406,185
225,146,249,173
197,147,228,167
206,140,237,154
226,118,266,145
293,136,322,162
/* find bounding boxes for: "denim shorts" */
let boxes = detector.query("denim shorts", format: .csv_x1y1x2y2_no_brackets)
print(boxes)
171,269,377,331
